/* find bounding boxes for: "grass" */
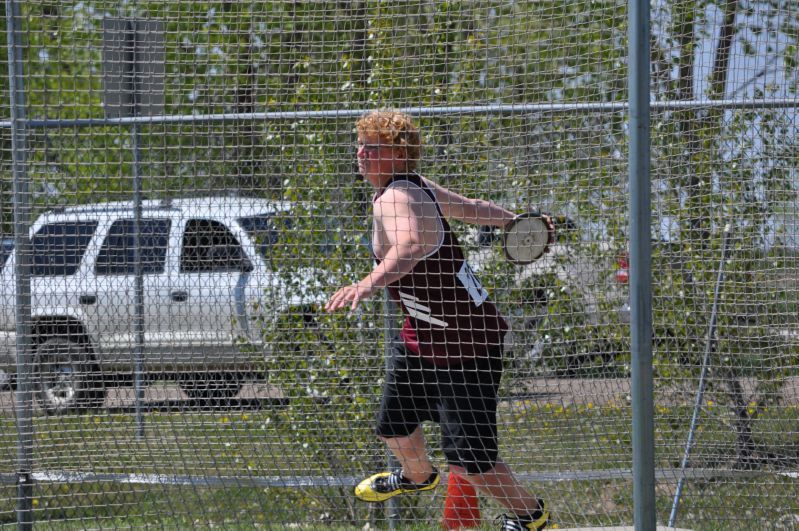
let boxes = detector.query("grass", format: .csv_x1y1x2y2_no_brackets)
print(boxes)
1,401,798,529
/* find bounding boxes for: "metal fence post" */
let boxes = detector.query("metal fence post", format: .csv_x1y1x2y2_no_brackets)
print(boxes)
130,20,147,440
628,0,655,529
5,1,34,529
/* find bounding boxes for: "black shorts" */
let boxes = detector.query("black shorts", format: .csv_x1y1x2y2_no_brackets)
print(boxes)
375,339,503,475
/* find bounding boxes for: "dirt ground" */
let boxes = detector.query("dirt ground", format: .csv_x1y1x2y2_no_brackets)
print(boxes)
513,376,799,407
2,376,798,414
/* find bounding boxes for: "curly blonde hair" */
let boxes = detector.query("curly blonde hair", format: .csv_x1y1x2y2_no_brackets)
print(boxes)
356,110,421,171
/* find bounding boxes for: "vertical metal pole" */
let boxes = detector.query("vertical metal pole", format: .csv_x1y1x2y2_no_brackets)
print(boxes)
628,1,655,530
6,1,34,529
132,124,146,438
130,20,146,439
383,292,401,528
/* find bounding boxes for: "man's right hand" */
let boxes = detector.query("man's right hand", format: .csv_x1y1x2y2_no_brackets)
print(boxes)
324,281,377,312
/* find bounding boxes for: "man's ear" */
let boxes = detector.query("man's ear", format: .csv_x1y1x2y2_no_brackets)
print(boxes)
392,145,409,169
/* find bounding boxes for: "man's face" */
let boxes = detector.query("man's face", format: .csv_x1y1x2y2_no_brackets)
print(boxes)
356,132,402,187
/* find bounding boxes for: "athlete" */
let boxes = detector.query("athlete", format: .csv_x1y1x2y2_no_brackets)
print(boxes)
325,110,549,530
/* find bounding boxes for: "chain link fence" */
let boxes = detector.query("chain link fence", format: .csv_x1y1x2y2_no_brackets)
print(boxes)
1,1,797,529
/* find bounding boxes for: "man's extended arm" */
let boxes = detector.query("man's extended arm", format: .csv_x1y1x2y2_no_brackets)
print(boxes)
423,178,516,227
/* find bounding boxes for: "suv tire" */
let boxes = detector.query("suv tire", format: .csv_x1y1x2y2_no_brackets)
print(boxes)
34,337,106,414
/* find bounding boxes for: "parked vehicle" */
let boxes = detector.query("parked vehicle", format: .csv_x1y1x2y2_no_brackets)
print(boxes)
0,197,332,412
0,239,12,389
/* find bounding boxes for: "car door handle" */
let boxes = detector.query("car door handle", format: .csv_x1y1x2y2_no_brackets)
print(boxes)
171,290,189,303
79,294,97,305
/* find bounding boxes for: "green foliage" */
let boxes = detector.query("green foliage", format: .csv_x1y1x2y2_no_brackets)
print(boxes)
5,403,799,528
1,1,631,217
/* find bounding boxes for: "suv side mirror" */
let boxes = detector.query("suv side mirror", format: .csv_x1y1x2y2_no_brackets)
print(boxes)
240,256,253,273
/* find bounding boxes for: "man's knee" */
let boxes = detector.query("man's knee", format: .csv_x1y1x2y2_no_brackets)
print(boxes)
451,466,494,489
452,453,499,476
377,424,421,442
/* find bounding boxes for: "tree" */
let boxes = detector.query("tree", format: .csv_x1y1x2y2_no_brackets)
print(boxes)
650,0,798,468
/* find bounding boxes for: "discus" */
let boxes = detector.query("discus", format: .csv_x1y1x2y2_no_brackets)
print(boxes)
502,213,555,265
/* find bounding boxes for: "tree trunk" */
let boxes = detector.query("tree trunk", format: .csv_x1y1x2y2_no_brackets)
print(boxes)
346,0,369,91
709,0,739,100
708,0,761,467
673,1,707,244
233,38,261,192
674,0,760,465
725,376,758,468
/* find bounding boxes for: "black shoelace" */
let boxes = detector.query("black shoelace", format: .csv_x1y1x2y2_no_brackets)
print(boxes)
374,470,436,493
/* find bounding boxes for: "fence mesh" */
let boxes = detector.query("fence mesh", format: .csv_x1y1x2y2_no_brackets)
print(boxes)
1,1,798,529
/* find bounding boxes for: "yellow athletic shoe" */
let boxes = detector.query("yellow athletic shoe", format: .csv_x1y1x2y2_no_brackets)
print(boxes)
500,499,549,530
354,469,440,503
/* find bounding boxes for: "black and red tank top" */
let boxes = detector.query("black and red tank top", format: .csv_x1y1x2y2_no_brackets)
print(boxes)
373,173,508,366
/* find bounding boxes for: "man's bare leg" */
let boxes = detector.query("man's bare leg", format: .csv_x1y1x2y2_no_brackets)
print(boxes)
354,426,439,503
380,426,436,483
450,460,542,516
381,431,539,514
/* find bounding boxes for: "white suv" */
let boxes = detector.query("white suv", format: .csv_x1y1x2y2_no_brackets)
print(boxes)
0,197,329,413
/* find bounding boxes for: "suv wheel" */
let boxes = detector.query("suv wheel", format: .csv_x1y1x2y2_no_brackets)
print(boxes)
34,337,106,414
178,372,243,404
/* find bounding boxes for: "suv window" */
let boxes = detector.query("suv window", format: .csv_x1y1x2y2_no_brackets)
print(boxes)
95,219,171,275
180,219,249,273
1,239,13,268
238,214,290,259
32,221,98,276
239,211,340,258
